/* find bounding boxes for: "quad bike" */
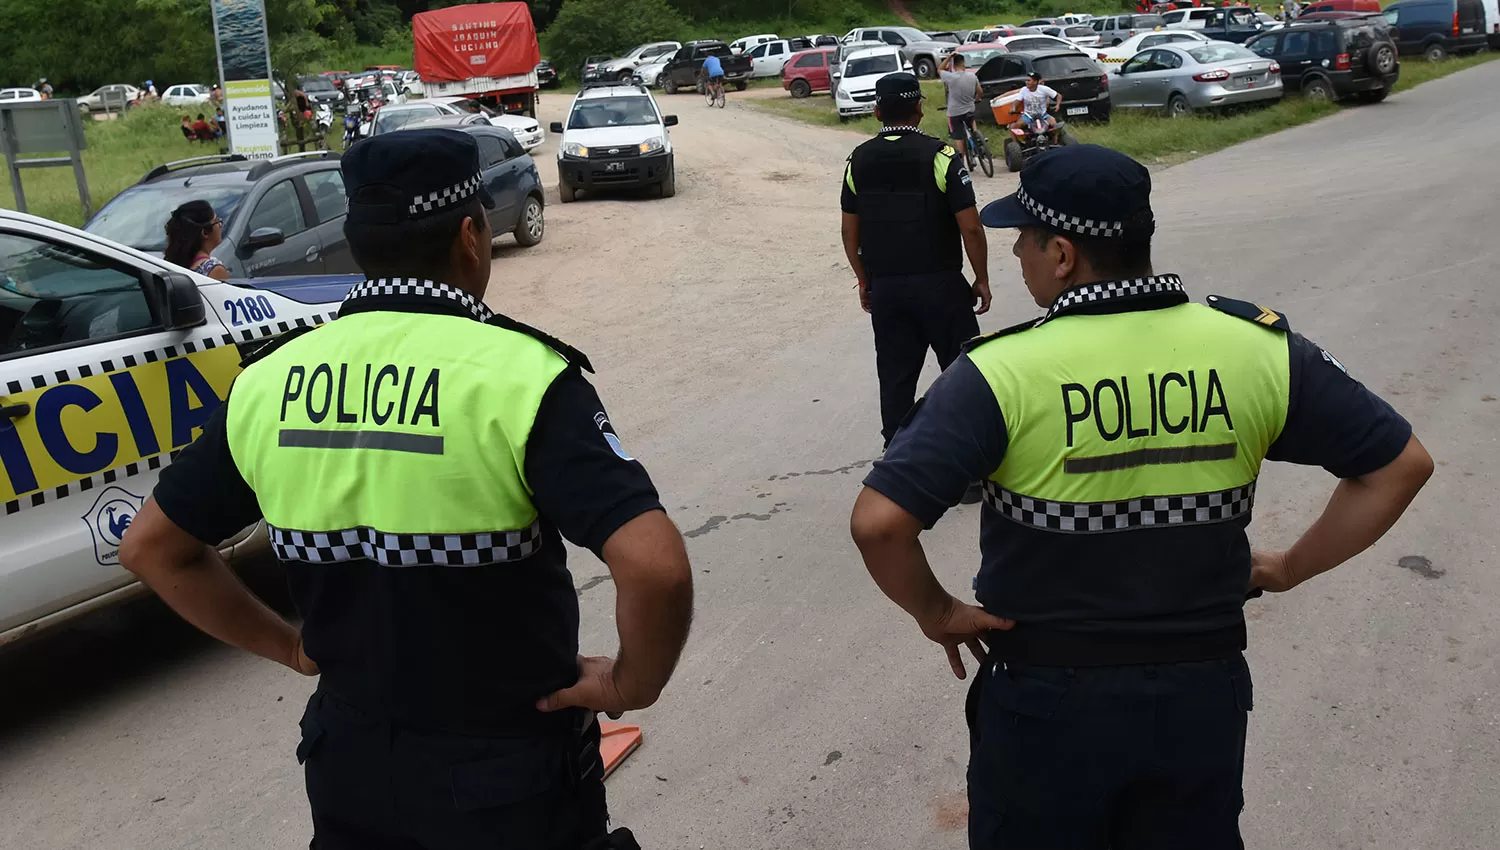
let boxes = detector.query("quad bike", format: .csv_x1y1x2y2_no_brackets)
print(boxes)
1001,116,1079,172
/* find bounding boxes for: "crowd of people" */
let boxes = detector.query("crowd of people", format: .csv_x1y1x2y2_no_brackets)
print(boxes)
179,111,225,143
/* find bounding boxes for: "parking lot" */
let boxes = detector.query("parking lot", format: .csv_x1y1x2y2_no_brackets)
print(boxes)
2,61,1499,850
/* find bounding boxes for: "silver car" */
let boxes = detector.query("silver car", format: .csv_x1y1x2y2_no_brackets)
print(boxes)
1111,41,1282,115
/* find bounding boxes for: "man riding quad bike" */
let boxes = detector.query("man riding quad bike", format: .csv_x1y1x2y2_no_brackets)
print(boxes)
991,72,1079,172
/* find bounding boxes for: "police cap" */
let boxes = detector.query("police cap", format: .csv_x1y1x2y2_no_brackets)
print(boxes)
980,144,1153,237
342,128,495,226
875,72,924,107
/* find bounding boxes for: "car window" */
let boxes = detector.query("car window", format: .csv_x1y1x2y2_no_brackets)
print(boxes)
1343,26,1377,49
1248,34,1280,55
303,170,347,225
0,232,157,356
1066,26,1095,37
1281,31,1312,52
1157,50,1184,69
1135,14,1167,26
881,30,906,46
846,53,900,76
1168,33,1201,42
247,180,307,236
476,135,507,167
1035,54,1097,76
86,186,248,252
749,44,768,57
500,134,524,159
1142,34,1167,47
999,57,1029,77
1122,52,1158,73
567,96,660,129
1383,8,1398,25
793,53,824,68
1009,38,1053,50
1164,11,1183,22
374,104,439,134
1187,43,1257,62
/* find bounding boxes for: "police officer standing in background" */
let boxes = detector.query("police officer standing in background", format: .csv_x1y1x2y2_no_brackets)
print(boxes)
842,72,992,452
850,145,1433,848
120,129,694,850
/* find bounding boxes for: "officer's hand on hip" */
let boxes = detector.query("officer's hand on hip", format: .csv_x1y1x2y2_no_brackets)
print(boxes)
290,632,320,676
919,594,1015,680
1248,549,1297,595
971,278,992,315
537,654,635,719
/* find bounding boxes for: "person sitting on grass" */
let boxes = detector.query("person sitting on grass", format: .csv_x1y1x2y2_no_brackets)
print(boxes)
192,114,214,142
180,116,195,141
163,200,231,281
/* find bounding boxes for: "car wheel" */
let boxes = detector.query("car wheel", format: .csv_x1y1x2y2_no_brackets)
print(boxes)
514,196,544,246
659,163,677,198
1112,38,1122,46
1003,138,1025,172
1357,86,1389,103
790,79,812,98
734,80,748,91
664,77,678,94
1424,43,1447,62
1367,43,1397,75
559,181,576,204
1167,93,1192,117
617,71,634,82
915,58,937,79
1302,76,1334,101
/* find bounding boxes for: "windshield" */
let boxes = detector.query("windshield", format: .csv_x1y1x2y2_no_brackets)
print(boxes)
1187,43,1256,63
87,185,247,252
846,53,900,77
1066,26,1096,37
1135,15,1166,26
893,27,930,42
375,105,440,134
567,96,659,129
301,78,335,92
1034,55,1097,76
961,48,1006,65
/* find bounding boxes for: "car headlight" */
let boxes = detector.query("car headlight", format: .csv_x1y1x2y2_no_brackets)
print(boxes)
638,137,665,154
563,142,589,158
836,88,852,101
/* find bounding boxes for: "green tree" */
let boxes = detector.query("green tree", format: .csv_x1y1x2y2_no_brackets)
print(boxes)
545,0,690,77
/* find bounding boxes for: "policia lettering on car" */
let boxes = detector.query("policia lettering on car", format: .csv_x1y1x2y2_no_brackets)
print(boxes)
1061,368,1232,447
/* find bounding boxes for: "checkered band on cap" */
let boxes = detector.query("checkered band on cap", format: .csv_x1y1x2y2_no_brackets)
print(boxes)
1047,274,1185,319
981,480,1255,534
1017,185,1124,237
343,278,494,323
409,172,483,216
270,523,543,567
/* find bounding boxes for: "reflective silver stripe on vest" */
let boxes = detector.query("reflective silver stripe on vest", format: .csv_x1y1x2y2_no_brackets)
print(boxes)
981,480,1256,534
269,522,543,566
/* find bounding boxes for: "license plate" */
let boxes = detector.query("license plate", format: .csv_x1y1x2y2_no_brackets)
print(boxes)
1066,106,1088,116
606,162,625,172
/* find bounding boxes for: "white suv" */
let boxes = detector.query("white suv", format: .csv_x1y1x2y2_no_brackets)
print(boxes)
835,46,907,121
549,83,679,203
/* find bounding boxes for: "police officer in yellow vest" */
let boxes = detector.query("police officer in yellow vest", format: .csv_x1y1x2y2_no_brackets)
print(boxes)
849,145,1433,848
120,129,694,850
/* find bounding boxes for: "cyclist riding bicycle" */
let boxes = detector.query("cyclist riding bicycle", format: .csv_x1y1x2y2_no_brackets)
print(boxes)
939,54,982,162
701,53,726,96
1011,72,1061,135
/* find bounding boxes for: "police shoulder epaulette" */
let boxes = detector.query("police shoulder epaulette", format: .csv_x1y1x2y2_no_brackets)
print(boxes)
939,142,957,158
961,317,1041,353
1206,295,1290,332
238,325,316,369
485,313,594,374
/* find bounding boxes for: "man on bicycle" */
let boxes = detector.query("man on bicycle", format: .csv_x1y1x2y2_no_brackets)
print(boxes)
939,53,982,164
1011,72,1061,135
701,52,726,97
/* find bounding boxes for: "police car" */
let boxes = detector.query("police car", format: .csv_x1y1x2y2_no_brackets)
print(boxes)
0,209,356,647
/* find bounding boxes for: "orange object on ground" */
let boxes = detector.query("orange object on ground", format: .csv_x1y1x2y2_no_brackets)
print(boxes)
599,722,643,779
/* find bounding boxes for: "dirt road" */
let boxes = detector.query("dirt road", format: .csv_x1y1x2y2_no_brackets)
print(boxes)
2,72,1498,849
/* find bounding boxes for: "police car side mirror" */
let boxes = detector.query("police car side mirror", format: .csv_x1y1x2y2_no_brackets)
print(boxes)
550,121,564,133
241,226,285,255
663,115,679,126
149,269,206,330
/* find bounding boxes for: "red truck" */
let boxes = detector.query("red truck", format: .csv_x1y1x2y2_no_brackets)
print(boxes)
413,2,541,117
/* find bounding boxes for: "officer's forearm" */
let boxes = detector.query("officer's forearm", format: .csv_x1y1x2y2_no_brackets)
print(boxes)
1284,436,1434,588
958,210,989,283
841,212,866,283
851,488,952,626
120,500,302,670
601,510,695,707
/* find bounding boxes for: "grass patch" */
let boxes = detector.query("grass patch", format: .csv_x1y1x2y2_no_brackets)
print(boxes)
750,51,1500,166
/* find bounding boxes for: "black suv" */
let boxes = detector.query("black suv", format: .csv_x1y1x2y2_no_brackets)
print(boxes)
85,152,361,278
1246,18,1399,102
976,51,1113,122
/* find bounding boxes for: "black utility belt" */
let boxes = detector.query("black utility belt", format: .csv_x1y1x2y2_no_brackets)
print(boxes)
984,621,1247,667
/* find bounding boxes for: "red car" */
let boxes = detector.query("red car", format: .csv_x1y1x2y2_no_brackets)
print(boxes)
782,46,838,98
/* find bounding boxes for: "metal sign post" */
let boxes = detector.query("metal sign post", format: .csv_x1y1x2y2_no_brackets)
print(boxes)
0,100,91,220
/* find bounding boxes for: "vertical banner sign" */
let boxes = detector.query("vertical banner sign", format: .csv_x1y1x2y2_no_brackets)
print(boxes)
211,0,279,159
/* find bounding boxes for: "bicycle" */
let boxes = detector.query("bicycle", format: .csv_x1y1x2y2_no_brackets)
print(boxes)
962,119,995,178
702,75,726,108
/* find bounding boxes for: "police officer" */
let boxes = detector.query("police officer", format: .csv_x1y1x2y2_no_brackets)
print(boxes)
120,129,694,850
841,72,992,450
849,145,1433,848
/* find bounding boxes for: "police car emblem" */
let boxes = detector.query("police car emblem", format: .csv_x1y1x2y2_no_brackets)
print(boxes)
82,486,145,566
594,412,635,462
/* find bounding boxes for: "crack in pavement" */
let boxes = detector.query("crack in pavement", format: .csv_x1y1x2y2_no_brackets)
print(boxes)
766,458,877,482
683,503,790,539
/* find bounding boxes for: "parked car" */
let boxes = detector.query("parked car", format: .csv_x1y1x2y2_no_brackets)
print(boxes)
77,84,142,113
994,33,1089,53
1246,17,1398,100
396,121,546,247
730,34,781,53
804,33,842,46
1061,14,1096,24
834,46,908,120
927,31,965,44
161,84,211,107
1095,29,1211,64
831,39,889,90
536,59,559,88
1111,40,1282,114
0,88,42,103
635,58,671,88
367,101,449,136
1197,6,1272,42
840,26,959,77
298,75,346,110
384,97,544,150
1163,7,1218,28
746,39,799,77
587,41,683,83
0,208,356,649
1023,17,1062,26
1297,0,1383,15
1091,13,1170,45
1040,24,1106,46
549,82,678,202
661,40,754,93
975,50,1113,122
783,47,839,97
86,152,361,278
1382,0,1489,59
954,44,1011,69
580,54,612,79
965,26,1042,43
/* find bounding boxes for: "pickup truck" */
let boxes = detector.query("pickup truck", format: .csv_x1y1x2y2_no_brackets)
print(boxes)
660,40,754,94
1198,6,1271,42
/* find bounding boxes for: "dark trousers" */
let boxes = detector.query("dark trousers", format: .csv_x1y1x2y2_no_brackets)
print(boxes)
298,690,613,850
869,270,980,444
966,656,1254,850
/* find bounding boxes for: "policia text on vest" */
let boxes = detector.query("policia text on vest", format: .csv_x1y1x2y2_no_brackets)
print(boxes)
1060,369,1232,448
277,361,442,447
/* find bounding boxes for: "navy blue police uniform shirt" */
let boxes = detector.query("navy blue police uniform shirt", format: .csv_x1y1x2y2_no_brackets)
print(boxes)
839,137,978,218
865,326,1413,629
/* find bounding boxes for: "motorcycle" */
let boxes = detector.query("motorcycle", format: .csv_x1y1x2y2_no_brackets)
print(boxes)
315,103,333,135
342,110,361,146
